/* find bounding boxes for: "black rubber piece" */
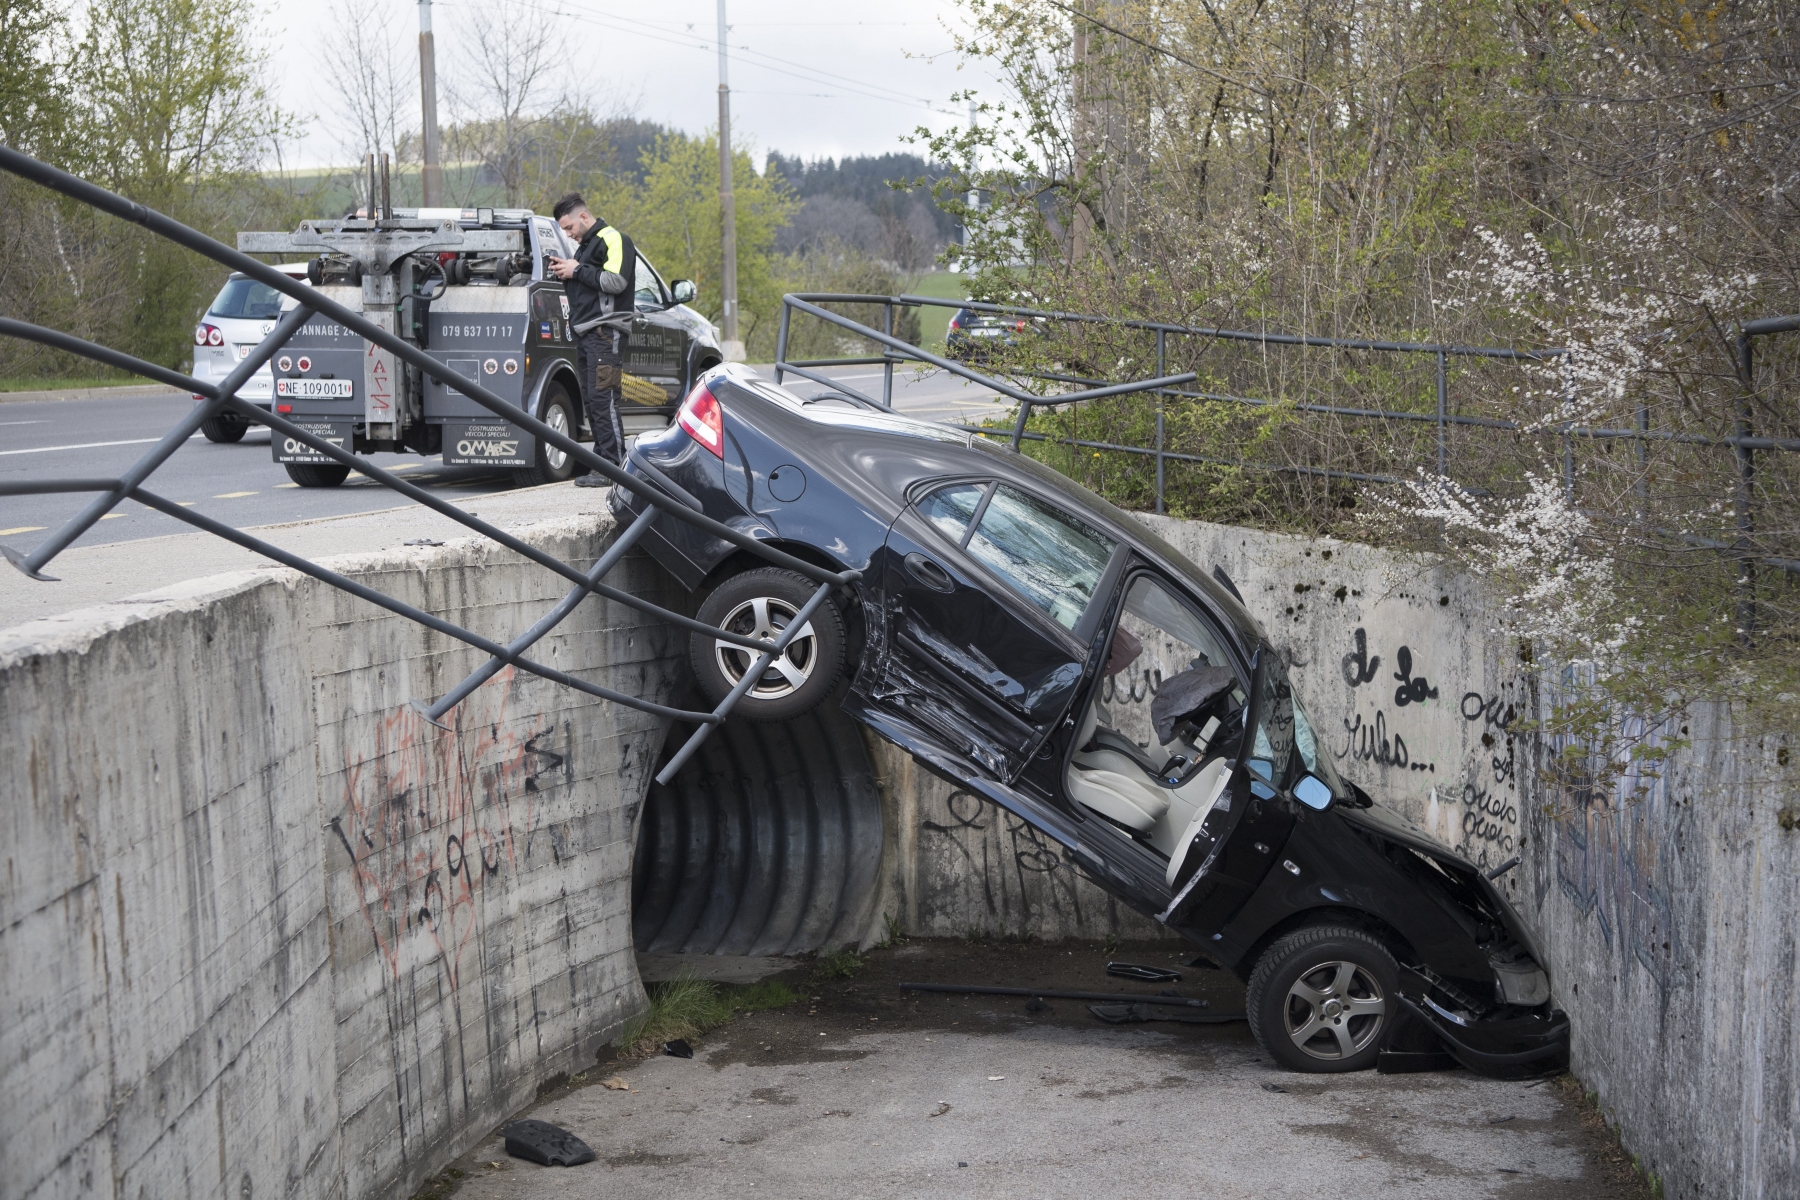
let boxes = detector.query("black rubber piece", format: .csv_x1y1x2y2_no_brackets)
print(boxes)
284,461,350,488
501,1119,595,1166
901,982,1212,1008
688,567,847,722
663,1039,694,1058
632,697,882,956
1246,924,1401,1074
1106,962,1182,983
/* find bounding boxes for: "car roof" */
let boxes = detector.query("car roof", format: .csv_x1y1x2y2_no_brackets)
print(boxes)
709,366,1267,648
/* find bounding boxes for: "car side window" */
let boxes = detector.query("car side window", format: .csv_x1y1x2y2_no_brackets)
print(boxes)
917,482,988,544
635,254,665,310
1098,575,1245,755
965,485,1115,631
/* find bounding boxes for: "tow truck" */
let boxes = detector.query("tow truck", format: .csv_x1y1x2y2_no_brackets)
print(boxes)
239,176,721,487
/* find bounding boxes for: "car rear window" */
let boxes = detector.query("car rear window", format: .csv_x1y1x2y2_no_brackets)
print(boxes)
208,277,284,320
966,485,1115,630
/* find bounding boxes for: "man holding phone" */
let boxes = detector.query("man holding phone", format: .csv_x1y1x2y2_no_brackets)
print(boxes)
549,192,636,476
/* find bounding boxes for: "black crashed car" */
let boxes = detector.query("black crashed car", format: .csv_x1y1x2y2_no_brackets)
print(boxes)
612,363,1570,1078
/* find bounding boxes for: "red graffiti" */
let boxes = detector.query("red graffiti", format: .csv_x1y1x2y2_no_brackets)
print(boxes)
327,667,567,988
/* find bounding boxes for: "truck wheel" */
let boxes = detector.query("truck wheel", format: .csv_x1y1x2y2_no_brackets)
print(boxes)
1246,925,1398,1074
200,413,249,444
514,389,579,486
285,462,351,488
689,568,846,722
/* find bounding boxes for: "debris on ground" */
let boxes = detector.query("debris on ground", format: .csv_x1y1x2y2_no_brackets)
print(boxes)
663,1039,694,1058
501,1120,595,1167
601,1077,629,1091
1088,1002,1246,1025
1106,962,1182,983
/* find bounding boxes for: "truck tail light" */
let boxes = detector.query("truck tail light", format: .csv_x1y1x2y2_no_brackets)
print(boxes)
195,323,222,346
676,383,723,457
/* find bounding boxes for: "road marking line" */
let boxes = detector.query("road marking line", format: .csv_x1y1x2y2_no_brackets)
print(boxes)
276,483,300,488
0,420,47,426
213,490,258,498
0,433,203,456
100,513,123,519
0,525,45,535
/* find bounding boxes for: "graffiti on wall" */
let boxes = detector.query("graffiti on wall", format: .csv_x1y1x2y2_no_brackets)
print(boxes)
327,666,573,990
1545,702,1680,995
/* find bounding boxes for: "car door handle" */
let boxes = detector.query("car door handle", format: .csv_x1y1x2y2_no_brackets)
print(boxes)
904,553,955,593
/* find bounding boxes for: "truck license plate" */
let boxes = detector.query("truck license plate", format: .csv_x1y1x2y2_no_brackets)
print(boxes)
275,378,354,398
444,420,531,468
273,418,354,464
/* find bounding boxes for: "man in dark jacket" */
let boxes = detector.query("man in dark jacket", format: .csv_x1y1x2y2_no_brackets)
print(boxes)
549,192,636,475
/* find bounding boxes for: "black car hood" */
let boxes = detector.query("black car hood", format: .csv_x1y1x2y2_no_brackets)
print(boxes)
1339,801,1547,969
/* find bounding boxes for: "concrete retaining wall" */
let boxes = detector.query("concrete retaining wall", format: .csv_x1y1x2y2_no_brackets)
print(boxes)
0,512,685,1200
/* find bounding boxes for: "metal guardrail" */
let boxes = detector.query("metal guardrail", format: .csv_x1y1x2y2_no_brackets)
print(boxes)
0,148,853,785
775,291,1800,587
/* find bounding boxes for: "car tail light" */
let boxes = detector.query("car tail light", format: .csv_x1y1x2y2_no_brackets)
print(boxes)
949,313,962,330
676,383,723,457
1013,320,1027,331
195,323,222,346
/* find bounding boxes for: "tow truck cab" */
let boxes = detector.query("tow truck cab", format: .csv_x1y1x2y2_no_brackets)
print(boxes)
239,208,720,487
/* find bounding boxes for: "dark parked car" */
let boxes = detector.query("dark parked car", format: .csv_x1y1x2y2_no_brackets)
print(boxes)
613,363,1569,1078
945,305,1034,361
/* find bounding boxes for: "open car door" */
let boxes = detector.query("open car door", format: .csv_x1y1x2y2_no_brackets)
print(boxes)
861,479,1120,781
1159,648,1307,931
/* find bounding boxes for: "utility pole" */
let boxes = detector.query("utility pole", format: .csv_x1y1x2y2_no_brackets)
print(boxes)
716,0,743,361
418,0,443,207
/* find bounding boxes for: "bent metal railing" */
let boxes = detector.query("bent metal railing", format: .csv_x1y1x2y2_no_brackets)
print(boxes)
775,292,1800,591
0,148,841,785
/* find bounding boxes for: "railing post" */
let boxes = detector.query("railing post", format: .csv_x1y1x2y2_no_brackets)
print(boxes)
1155,329,1167,514
1735,329,1757,640
1435,349,1447,478
884,300,896,409
775,299,791,384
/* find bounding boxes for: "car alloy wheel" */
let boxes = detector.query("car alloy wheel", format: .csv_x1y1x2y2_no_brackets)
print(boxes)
1246,924,1399,1073
1282,960,1388,1062
689,567,847,722
714,595,816,700
544,400,571,472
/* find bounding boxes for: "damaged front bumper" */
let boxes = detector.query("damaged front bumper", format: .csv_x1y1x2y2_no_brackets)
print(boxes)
1381,965,1570,1079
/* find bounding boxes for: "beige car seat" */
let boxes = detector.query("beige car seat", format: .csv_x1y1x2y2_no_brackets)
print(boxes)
1066,699,1171,832
1164,762,1232,888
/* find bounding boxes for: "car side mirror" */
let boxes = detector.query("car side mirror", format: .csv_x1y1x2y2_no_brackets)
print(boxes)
670,279,697,304
1293,773,1333,811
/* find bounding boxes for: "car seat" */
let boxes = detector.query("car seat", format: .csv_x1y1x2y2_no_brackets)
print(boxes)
1065,698,1172,832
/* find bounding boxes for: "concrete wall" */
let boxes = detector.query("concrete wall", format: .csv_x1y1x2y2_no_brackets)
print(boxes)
0,513,685,1200
1141,516,1797,1199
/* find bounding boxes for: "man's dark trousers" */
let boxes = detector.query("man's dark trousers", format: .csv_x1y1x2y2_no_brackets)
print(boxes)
577,327,627,465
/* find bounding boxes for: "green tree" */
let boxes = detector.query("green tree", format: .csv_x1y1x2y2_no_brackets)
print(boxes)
593,132,798,353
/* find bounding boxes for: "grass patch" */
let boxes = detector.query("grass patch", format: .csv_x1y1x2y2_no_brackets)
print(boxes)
907,271,966,350
617,974,801,1058
811,949,865,981
0,376,153,393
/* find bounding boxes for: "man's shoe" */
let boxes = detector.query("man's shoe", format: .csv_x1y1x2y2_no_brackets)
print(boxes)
573,474,607,488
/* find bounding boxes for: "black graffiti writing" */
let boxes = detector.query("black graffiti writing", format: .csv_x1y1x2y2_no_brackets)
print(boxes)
1338,710,1409,767
1461,783,1517,853
1460,690,1519,783
1391,647,1440,707
1341,628,1381,688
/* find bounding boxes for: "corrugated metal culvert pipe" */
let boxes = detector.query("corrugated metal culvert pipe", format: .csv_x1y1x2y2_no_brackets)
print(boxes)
632,697,884,955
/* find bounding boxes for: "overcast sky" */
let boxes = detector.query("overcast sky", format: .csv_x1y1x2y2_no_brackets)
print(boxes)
265,0,990,171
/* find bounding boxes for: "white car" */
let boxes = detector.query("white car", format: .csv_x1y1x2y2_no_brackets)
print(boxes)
189,262,310,443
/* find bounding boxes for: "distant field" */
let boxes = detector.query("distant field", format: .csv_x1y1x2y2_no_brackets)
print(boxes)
906,272,967,351
0,376,140,393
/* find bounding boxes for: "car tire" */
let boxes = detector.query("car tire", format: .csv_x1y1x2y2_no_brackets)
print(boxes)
1246,925,1399,1073
689,567,846,722
284,462,351,488
200,413,249,443
515,387,580,486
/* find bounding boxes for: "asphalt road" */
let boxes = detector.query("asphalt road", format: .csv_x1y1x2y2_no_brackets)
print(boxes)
0,366,1009,554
